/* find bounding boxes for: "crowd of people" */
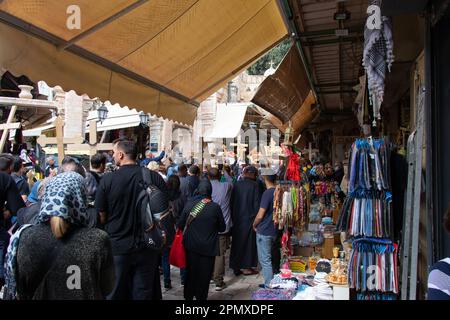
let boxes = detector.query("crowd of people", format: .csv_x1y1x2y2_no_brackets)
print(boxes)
0,138,284,300
1,140,448,300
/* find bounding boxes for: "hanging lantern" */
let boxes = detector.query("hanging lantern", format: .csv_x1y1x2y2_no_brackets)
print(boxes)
284,122,294,146
139,111,150,126
97,103,108,123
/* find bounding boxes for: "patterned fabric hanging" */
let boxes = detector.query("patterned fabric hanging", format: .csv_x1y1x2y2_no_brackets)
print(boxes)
273,183,309,230
362,0,395,105
339,137,398,298
362,0,395,126
347,238,399,295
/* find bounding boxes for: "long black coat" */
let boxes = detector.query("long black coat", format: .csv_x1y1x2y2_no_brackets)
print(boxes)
229,178,262,270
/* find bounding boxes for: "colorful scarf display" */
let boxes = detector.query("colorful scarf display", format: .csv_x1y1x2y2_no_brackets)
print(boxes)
273,183,309,230
348,138,391,193
347,238,399,295
337,190,394,238
339,137,398,299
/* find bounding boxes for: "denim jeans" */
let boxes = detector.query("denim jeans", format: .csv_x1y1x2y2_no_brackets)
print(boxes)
256,233,276,287
161,249,171,284
161,248,186,284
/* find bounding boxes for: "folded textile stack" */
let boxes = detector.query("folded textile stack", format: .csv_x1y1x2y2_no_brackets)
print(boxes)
293,287,315,300
314,272,329,284
314,283,333,300
292,283,333,300
252,288,297,301
270,274,298,290
289,257,307,272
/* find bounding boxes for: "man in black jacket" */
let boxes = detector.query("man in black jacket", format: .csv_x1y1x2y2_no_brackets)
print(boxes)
177,179,225,300
96,138,169,300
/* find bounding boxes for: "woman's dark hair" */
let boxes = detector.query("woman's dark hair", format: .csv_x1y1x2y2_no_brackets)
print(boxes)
167,174,181,201
112,138,137,160
193,179,212,198
445,204,450,234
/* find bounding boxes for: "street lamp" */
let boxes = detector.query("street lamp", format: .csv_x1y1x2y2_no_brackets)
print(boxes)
139,111,150,126
97,103,108,123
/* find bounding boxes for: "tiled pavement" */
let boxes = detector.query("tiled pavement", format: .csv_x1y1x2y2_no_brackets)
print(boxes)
162,253,262,300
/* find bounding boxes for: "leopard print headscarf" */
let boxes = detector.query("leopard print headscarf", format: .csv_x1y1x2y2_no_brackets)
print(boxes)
38,171,88,226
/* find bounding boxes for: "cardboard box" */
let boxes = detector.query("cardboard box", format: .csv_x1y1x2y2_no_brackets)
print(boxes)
293,245,314,257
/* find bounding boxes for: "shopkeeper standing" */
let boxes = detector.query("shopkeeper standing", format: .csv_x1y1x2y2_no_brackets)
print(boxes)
252,169,279,288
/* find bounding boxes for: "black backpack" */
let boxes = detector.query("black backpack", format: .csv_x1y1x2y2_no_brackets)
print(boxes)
136,168,170,251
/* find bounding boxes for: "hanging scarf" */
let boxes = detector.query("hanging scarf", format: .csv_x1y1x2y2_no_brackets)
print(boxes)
286,152,301,181
362,0,394,104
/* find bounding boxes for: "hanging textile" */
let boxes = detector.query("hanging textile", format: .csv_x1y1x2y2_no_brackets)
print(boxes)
362,0,395,113
347,238,399,295
286,152,301,181
347,138,391,194
273,183,309,231
339,136,398,297
337,190,394,238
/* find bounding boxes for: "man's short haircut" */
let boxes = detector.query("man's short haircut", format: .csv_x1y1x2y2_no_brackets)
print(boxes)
208,168,221,180
113,138,137,160
178,164,188,174
12,156,24,172
0,154,14,172
264,174,277,184
189,165,200,176
91,153,107,169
